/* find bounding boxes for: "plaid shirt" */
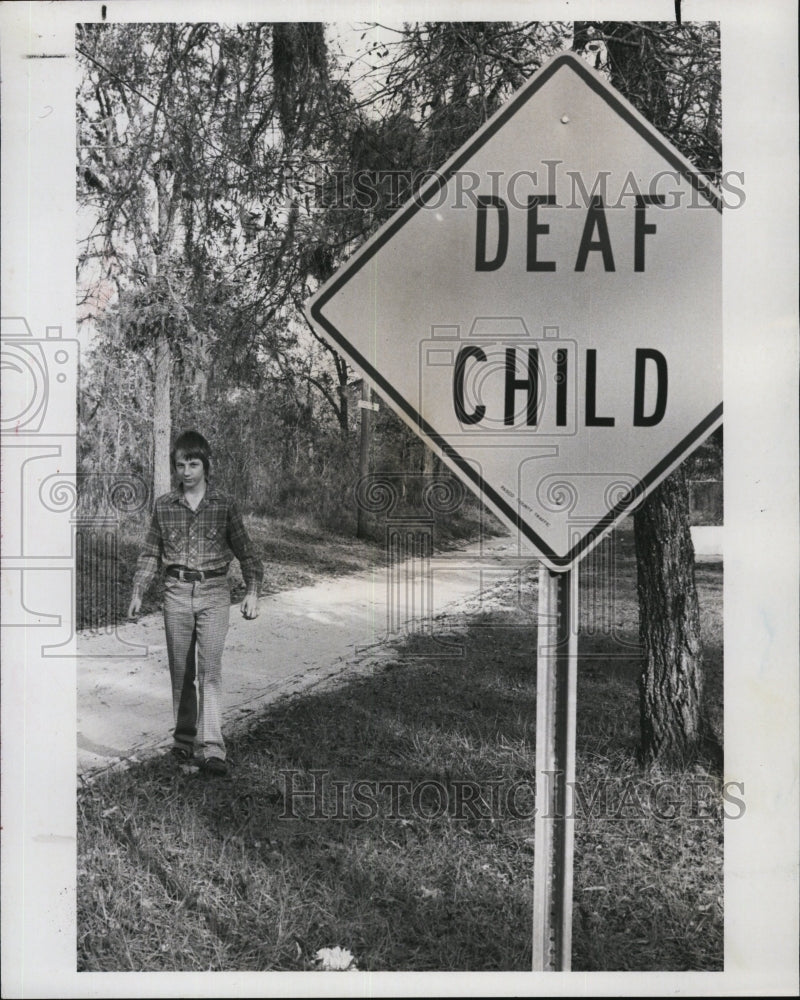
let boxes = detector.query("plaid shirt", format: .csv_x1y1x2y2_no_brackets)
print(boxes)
131,486,263,599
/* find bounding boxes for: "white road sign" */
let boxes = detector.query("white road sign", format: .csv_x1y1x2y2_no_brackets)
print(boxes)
306,52,722,570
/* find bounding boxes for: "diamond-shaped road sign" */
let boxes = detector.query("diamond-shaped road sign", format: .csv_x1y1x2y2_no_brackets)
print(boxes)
306,51,722,570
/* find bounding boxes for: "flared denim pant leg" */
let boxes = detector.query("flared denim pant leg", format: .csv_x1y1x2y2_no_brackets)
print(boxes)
163,576,230,760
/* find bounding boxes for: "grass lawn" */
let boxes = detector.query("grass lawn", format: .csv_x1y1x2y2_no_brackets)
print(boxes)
77,524,724,972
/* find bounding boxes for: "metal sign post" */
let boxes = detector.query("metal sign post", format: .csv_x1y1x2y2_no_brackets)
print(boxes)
532,563,579,971
304,48,722,974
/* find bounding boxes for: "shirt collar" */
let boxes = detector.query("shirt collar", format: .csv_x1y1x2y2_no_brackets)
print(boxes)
167,484,224,506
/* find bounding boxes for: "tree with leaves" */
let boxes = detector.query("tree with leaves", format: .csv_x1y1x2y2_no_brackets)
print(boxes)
77,22,340,496
77,20,722,767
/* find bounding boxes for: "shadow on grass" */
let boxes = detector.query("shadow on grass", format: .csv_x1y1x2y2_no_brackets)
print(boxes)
78,552,724,972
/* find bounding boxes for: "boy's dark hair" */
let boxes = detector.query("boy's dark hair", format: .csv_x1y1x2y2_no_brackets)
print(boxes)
171,430,211,477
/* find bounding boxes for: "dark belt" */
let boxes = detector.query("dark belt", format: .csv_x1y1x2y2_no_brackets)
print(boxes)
166,565,228,583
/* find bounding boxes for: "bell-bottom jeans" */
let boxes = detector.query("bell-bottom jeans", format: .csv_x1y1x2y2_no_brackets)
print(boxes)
163,576,230,760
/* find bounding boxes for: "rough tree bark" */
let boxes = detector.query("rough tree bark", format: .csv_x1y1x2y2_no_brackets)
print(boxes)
152,326,172,499
152,153,174,499
633,469,703,764
573,20,715,765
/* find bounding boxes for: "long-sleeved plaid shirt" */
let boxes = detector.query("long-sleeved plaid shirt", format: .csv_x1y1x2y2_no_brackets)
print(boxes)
131,486,263,599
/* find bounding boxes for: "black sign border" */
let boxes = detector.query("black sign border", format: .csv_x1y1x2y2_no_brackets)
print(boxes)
309,52,723,569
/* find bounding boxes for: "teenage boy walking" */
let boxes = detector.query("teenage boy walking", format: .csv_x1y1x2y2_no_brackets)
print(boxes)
128,430,263,776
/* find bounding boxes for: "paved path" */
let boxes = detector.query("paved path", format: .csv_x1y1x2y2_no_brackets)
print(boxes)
77,535,525,775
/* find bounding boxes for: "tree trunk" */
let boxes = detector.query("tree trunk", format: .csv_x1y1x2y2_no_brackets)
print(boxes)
153,327,172,498
152,148,175,500
335,353,349,436
580,19,710,767
633,467,703,765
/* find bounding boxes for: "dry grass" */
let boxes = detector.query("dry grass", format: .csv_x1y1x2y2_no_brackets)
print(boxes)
77,525,724,972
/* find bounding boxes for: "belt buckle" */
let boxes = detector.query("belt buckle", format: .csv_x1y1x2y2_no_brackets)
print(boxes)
175,567,207,582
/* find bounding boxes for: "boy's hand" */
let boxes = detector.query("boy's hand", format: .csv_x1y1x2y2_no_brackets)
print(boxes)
127,596,141,620
241,593,259,620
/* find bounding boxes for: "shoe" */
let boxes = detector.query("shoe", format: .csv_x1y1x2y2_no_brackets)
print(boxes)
170,746,193,762
200,756,228,777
